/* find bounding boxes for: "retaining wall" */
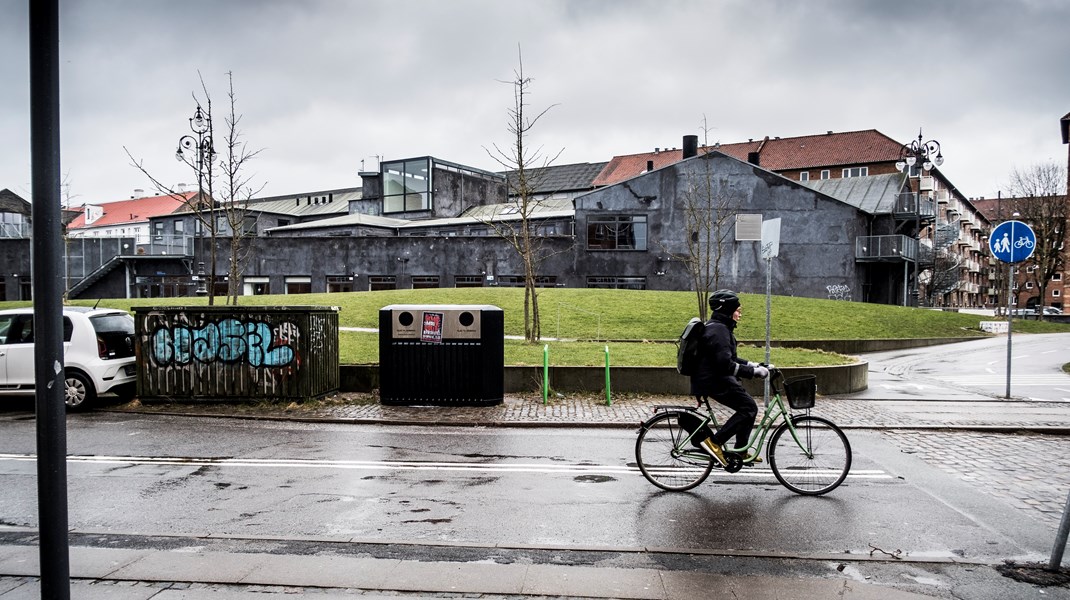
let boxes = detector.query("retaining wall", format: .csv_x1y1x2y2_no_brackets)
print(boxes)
339,337,976,397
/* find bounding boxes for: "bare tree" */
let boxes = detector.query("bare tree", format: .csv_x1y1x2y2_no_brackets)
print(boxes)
216,72,265,304
126,72,262,305
661,120,741,320
483,47,563,342
1006,162,1068,315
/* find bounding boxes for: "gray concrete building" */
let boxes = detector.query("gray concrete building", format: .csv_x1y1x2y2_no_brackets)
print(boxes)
4,130,987,306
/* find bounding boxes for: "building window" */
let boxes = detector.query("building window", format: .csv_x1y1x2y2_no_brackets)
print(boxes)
382,158,431,213
369,275,397,291
820,170,830,180
586,276,647,290
798,172,809,182
454,275,484,288
174,220,184,235
587,215,647,251
326,275,353,293
1053,290,1061,297
842,167,868,178
285,276,312,294
243,276,270,296
497,275,557,288
153,221,164,240
1025,282,1033,289
412,275,440,289
1052,273,1062,281
241,216,257,236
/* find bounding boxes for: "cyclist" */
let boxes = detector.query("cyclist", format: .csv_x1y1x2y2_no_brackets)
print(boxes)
690,290,769,466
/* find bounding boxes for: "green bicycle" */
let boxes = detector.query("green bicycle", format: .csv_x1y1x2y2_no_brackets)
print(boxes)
635,368,852,495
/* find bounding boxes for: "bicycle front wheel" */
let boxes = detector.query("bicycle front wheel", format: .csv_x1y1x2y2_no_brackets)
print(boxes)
768,415,852,496
635,411,714,492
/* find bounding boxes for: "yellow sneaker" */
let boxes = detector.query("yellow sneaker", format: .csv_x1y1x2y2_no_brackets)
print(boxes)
745,453,763,464
699,438,728,466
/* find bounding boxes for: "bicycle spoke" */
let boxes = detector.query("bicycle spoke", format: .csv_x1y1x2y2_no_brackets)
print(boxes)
635,411,713,492
768,416,851,495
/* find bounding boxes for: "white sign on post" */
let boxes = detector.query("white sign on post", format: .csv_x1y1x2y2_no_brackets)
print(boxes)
761,218,781,259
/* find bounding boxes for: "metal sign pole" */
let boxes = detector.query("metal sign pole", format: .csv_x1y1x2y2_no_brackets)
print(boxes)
990,219,1034,400
1005,261,1013,399
764,257,772,403
1051,489,1070,570
760,218,780,405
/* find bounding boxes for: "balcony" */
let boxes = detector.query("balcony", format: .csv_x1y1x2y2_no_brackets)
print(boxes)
856,235,917,262
139,234,196,256
893,192,935,222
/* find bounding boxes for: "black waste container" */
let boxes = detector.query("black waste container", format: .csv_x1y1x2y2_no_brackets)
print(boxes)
134,305,339,401
379,304,503,406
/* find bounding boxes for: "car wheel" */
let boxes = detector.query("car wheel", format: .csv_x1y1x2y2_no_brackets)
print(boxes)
64,371,97,410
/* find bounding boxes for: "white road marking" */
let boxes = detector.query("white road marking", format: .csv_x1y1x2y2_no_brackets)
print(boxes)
0,453,893,480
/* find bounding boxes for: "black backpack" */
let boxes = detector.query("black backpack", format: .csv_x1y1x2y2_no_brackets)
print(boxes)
676,317,705,376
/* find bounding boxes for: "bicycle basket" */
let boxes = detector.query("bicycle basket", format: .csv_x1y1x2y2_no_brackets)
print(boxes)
783,375,816,409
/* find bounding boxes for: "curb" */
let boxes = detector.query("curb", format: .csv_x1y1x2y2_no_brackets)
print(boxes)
99,408,1070,436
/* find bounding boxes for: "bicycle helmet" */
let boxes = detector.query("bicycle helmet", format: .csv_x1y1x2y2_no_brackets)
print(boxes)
709,289,741,315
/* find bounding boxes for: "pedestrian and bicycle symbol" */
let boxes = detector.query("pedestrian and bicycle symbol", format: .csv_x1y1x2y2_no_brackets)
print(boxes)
989,220,1036,264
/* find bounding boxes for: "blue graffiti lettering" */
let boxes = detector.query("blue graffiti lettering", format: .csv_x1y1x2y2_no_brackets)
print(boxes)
150,318,297,368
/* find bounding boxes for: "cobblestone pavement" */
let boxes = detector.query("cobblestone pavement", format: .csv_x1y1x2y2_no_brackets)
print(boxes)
121,392,1070,431
884,430,1070,528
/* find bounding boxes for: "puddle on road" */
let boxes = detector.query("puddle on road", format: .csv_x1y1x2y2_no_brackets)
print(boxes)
573,475,615,483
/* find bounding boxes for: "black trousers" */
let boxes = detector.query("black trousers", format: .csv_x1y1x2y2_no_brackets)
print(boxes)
702,379,758,450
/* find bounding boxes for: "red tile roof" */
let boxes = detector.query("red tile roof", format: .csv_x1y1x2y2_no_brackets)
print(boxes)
67,192,197,229
591,129,907,187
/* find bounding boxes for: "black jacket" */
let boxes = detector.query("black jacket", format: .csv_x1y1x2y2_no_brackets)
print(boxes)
689,311,758,396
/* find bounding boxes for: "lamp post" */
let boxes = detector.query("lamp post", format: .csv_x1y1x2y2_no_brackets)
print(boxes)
896,129,944,307
176,105,216,299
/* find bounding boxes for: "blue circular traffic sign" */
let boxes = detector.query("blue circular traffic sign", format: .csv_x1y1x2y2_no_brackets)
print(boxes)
989,220,1036,264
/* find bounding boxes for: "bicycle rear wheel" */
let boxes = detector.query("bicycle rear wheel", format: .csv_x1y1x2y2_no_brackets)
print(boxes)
635,411,714,492
768,415,851,496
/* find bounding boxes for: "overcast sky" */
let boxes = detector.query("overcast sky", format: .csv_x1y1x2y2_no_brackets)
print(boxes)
3,0,1068,206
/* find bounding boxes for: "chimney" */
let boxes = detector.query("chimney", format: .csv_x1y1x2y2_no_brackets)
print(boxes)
682,135,698,159
132,188,144,198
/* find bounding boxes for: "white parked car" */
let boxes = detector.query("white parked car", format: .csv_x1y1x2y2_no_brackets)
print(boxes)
0,306,137,409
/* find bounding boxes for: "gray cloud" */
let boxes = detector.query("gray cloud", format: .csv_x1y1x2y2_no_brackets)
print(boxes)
3,0,1067,204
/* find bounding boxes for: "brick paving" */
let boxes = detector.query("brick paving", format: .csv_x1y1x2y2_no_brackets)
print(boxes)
135,391,1070,431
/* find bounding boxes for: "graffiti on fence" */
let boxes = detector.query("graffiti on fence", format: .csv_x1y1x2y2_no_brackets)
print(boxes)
826,284,852,301
151,318,298,368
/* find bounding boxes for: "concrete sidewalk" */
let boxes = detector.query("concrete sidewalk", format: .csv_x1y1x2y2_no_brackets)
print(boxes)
0,533,946,599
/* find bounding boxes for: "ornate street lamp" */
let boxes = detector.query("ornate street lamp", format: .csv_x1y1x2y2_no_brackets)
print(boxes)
896,129,944,307
175,105,216,297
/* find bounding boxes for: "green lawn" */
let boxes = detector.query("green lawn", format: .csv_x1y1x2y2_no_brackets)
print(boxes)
5,288,1067,367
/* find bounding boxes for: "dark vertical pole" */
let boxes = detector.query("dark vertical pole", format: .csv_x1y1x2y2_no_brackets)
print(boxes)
29,0,71,597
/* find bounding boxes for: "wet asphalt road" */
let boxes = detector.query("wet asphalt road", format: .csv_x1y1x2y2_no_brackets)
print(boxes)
0,412,1061,567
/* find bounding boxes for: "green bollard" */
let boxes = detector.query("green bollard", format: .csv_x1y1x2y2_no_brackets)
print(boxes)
604,345,611,406
543,344,549,405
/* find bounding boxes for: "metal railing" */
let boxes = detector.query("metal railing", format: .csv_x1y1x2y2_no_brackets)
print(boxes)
856,235,917,261
893,192,935,220
0,222,31,238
